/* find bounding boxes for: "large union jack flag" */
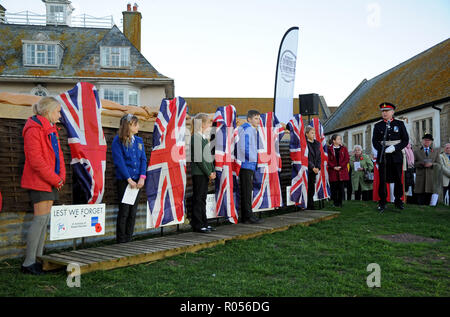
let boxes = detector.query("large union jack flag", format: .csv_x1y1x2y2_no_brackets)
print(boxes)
146,97,187,228
57,82,107,204
309,118,331,200
286,114,309,207
252,112,285,210
213,105,239,223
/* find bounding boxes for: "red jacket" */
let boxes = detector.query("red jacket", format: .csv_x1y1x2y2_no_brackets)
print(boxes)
21,115,66,192
327,145,350,182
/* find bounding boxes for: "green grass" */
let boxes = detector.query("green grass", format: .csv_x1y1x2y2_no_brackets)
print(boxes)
0,201,449,297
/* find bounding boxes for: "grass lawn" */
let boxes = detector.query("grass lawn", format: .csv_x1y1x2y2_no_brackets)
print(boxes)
0,200,448,297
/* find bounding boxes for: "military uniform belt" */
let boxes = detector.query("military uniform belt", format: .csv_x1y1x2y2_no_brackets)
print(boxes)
381,140,401,146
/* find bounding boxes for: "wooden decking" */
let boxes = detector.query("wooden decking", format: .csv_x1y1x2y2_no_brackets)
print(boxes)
39,210,339,275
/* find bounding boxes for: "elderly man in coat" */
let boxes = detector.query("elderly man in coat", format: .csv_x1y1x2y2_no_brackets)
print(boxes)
414,134,442,205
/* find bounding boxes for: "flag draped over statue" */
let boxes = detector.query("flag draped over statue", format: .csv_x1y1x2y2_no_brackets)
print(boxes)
146,97,187,228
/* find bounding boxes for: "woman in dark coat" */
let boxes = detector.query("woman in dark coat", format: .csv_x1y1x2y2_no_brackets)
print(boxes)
305,126,321,210
327,134,349,207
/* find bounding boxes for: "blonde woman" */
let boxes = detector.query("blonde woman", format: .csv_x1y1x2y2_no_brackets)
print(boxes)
21,97,66,275
190,113,215,233
112,114,147,243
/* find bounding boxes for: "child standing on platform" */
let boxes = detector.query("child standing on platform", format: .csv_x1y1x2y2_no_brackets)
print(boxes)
112,114,147,243
190,113,216,233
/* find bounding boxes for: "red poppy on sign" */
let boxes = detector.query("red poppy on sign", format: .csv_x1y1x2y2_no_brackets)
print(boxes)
95,223,102,233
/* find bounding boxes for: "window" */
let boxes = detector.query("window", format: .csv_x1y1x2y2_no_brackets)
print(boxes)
48,5,65,24
23,41,63,67
31,85,49,97
413,117,433,145
352,132,363,148
100,47,130,68
101,86,139,106
104,88,125,105
128,90,138,106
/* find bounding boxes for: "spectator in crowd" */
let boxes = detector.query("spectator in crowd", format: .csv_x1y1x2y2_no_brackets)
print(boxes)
327,134,349,207
237,110,263,223
190,113,216,233
413,134,441,205
21,97,66,275
350,145,374,201
404,143,416,203
305,126,321,210
440,143,450,204
112,114,147,243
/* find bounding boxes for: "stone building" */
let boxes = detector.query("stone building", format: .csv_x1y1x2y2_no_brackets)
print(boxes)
0,0,174,107
323,38,449,152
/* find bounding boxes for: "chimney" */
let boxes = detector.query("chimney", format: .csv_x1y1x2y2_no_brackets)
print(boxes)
122,2,142,51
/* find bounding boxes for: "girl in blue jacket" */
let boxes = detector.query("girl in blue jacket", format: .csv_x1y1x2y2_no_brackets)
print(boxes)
112,114,147,243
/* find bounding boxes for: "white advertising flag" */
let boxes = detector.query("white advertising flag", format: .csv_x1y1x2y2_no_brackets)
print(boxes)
274,27,299,124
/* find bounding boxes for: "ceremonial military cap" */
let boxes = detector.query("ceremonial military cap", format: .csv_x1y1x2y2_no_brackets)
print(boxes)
378,102,396,111
422,133,434,141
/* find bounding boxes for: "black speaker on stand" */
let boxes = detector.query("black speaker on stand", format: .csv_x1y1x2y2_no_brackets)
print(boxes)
299,93,320,123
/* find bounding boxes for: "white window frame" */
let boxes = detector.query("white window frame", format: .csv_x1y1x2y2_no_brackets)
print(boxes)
31,85,49,97
100,85,140,106
47,4,65,24
100,46,130,68
22,40,64,68
411,114,434,147
350,128,365,150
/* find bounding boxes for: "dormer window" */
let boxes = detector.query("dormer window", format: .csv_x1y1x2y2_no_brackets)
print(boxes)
48,4,65,24
22,39,65,67
43,0,74,26
100,46,130,68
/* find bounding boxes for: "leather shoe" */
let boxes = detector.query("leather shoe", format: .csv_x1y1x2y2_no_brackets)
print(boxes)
243,216,263,224
206,225,216,231
21,263,43,275
193,227,210,233
377,204,385,213
395,202,404,210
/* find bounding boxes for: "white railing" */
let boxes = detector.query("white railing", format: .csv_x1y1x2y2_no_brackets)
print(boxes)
2,11,114,28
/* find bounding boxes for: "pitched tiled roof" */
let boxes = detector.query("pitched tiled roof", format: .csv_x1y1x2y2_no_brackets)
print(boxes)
324,38,450,133
0,24,169,80
185,97,330,120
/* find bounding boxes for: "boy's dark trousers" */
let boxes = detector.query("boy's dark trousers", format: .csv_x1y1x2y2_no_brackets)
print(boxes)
191,175,209,230
116,179,139,243
239,168,255,221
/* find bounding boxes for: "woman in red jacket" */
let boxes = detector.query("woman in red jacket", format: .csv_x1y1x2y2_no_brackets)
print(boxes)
21,96,66,275
327,134,349,207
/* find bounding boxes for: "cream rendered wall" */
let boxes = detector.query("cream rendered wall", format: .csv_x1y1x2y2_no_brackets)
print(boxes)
139,86,166,107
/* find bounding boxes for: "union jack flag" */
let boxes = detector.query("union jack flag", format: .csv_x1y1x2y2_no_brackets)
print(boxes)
57,82,107,204
213,105,239,223
146,97,187,228
309,118,331,200
286,114,308,207
252,112,285,210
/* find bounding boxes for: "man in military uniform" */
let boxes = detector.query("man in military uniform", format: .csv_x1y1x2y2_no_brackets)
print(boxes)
372,102,409,212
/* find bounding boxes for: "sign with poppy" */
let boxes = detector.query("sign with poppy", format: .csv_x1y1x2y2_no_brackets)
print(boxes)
50,204,106,240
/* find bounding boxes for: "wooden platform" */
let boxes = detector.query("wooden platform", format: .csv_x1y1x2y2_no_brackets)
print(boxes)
39,210,339,275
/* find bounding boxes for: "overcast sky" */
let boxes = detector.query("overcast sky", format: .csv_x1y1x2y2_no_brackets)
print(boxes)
2,0,449,108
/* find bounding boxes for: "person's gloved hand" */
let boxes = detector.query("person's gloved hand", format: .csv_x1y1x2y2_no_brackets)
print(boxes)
385,145,395,153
